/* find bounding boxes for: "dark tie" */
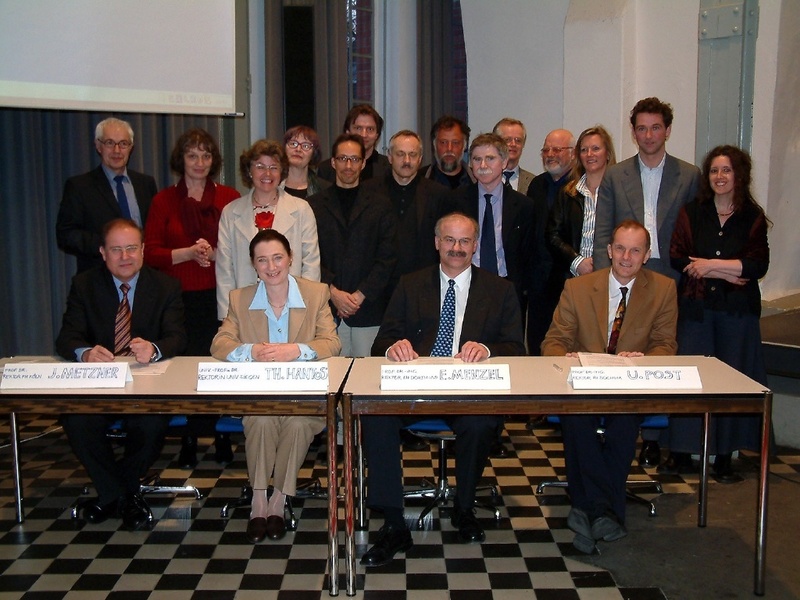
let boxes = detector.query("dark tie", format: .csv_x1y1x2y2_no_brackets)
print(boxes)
114,283,133,356
480,193,497,274
114,175,132,219
431,279,456,357
607,286,628,354
503,170,514,185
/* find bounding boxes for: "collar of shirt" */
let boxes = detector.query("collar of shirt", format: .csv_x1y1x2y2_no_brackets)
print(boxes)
478,181,504,200
575,173,593,200
101,164,129,186
637,152,667,173
111,272,141,309
249,275,306,312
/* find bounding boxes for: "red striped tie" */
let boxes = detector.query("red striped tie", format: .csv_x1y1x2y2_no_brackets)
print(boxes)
114,283,133,356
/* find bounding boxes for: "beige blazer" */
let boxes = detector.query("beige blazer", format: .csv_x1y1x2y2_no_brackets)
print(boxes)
211,277,341,360
541,267,678,357
215,188,321,319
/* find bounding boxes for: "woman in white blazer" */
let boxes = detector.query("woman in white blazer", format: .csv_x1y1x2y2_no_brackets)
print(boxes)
216,139,320,319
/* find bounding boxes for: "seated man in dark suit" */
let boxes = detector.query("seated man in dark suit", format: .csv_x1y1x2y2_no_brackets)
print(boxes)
56,117,158,273
541,219,677,554
56,218,187,530
360,212,525,567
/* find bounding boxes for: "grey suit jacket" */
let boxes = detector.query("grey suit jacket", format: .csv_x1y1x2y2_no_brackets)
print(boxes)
592,154,700,281
517,168,535,196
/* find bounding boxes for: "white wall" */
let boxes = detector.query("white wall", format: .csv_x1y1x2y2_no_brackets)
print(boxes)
460,0,570,173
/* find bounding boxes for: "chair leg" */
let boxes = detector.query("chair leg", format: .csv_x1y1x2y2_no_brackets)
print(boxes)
139,472,203,500
220,485,253,518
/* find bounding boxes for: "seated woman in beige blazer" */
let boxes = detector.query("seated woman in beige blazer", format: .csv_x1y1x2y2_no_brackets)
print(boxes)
211,229,340,543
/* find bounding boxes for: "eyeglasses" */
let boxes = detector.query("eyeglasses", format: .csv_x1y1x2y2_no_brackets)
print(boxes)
252,163,281,173
106,244,141,256
99,139,132,150
439,236,474,247
334,155,363,164
503,137,525,145
287,140,314,151
541,146,573,155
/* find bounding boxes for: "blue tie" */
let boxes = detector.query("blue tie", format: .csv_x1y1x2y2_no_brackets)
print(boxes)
431,279,456,356
114,175,132,219
480,193,497,274
503,170,513,185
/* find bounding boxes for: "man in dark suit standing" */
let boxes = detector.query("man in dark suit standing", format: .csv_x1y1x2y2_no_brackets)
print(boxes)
57,218,187,530
57,117,158,273
448,133,540,318
360,213,525,567
542,220,677,555
592,97,700,466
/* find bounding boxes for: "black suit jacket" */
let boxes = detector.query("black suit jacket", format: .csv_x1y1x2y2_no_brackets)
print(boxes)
57,165,158,272
371,265,525,358
446,183,540,297
546,187,586,281
56,264,187,361
307,184,397,327
362,173,450,286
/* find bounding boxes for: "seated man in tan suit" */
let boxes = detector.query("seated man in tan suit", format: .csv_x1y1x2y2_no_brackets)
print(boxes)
542,219,677,554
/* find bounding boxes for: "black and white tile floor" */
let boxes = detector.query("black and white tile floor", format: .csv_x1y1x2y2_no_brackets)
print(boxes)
1,417,793,599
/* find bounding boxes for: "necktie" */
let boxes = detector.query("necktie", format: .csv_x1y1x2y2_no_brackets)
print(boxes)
607,286,628,354
431,279,456,357
114,283,133,356
114,175,132,219
503,170,514,185
480,193,497,274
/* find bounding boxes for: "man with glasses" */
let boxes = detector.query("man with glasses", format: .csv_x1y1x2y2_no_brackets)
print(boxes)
57,118,158,273
423,115,476,189
360,213,525,566
317,104,390,183
526,128,576,356
308,133,397,357
57,218,187,530
493,118,535,194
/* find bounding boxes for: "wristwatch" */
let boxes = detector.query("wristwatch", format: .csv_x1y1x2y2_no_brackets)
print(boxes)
149,348,159,363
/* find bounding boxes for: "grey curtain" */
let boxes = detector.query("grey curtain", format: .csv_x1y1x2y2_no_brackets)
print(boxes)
0,109,221,357
417,0,466,146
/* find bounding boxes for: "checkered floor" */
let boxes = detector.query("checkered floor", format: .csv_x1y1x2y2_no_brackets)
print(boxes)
1,417,794,599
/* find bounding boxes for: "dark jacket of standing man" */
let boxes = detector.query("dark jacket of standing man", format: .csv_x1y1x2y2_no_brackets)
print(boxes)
360,213,525,569
57,218,186,531
57,117,158,273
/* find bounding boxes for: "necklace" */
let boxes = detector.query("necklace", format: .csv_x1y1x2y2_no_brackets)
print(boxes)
268,299,286,309
253,191,279,209
717,207,734,217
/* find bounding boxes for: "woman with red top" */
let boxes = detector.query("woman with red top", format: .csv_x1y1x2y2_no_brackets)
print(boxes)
144,128,240,466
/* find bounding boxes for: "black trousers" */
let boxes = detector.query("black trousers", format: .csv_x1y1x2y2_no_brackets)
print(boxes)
361,414,501,512
62,414,170,505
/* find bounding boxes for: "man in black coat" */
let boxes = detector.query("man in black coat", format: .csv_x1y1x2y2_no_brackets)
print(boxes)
360,213,525,567
56,117,158,273
57,219,186,530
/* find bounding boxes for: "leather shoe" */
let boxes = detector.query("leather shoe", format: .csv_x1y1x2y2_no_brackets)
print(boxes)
591,513,627,542
566,507,592,539
638,440,661,467
451,507,485,543
657,452,696,475
713,453,744,484
119,492,151,531
246,517,268,543
265,515,286,540
178,435,198,469
214,432,234,465
360,523,413,567
572,532,597,554
489,440,508,458
82,498,118,524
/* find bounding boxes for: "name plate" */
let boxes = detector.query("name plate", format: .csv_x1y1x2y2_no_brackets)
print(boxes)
381,363,511,391
569,366,702,390
0,362,129,389
196,362,329,392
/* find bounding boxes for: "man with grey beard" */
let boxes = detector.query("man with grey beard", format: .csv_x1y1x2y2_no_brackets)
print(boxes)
423,115,475,189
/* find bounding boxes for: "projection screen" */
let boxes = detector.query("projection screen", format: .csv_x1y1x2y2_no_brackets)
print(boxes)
0,0,237,115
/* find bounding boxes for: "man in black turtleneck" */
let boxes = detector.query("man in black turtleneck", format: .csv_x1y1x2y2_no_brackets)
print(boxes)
307,133,397,357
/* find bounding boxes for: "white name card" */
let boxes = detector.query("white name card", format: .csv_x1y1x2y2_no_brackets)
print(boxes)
569,366,702,390
380,363,511,391
0,362,129,389
196,362,329,392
